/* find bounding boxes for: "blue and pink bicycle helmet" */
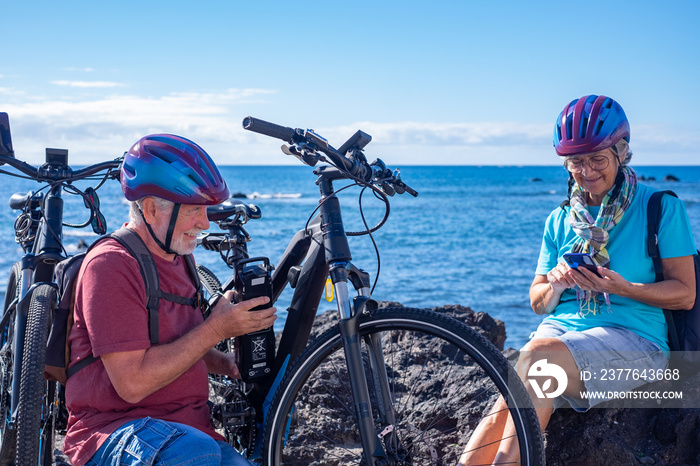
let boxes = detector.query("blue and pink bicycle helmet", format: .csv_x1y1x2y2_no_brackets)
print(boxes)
121,134,229,205
554,95,630,156
120,134,229,255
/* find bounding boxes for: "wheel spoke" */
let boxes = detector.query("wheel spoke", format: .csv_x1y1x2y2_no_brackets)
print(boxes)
264,308,544,465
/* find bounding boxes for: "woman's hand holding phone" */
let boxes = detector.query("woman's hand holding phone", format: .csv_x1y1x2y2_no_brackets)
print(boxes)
562,253,602,278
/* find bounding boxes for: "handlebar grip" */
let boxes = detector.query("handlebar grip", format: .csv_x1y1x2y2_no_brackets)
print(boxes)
242,116,296,143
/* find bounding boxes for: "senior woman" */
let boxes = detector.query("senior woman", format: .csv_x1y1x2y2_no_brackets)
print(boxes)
459,95,697,465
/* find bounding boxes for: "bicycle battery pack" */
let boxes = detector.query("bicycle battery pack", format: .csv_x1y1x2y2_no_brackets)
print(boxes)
235,257,275,382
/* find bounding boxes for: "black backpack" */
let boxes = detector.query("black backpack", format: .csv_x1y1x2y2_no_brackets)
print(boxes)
646,190,700,374
45,227,203,384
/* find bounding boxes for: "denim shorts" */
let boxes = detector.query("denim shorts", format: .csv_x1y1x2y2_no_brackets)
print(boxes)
86,418,252,466
530,320,668,411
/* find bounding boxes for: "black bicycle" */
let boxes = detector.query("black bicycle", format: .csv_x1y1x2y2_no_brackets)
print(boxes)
197,117,545,465
0,112,121,465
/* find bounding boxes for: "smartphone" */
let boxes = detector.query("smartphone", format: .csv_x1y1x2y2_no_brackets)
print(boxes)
562,253,602,277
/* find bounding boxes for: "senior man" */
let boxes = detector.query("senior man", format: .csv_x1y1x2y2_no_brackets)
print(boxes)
63,134,276,466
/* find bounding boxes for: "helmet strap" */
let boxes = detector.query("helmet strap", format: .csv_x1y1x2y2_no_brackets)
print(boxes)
136,201,181,256
164,203,181,253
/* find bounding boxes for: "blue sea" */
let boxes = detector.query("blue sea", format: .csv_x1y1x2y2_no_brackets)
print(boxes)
1,165,699,349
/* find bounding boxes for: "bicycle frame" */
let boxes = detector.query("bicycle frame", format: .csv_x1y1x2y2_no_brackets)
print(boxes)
9,159,68,429
210,165,397,463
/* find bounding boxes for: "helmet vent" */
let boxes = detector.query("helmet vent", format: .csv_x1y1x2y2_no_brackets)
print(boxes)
580,116,589,139
122,163,136,177
565,117,573,141
174,186,191,198
188,173,204,186
594,120,605,136
198,157,217,185
148,146,176,164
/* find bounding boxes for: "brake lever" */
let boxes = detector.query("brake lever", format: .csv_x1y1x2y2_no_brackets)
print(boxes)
380,182,396,197
282,144,321,167
391,169,418,197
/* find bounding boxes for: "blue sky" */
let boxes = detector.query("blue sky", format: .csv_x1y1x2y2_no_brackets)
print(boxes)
2,1,699,166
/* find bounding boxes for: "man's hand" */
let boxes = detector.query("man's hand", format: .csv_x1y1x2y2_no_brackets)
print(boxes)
205,290,277,342
204,349,241,378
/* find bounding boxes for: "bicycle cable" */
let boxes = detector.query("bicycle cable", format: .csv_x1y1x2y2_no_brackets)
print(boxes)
303,181,359,234
13,183,51,246
303,157,392,237
358,186,382,295
300,177,389,296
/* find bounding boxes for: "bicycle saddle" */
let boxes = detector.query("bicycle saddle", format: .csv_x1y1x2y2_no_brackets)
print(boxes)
207,198,262,221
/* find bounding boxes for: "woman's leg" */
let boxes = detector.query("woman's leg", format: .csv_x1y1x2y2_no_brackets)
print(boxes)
459,337,582,465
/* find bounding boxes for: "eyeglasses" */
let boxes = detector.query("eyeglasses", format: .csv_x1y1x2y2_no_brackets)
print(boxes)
564,155,611,174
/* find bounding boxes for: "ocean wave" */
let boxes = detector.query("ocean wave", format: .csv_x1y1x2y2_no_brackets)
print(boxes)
64,230,99,238
241,192,302,200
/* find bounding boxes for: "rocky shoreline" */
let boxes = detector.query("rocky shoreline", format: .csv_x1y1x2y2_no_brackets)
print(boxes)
52,304,700,465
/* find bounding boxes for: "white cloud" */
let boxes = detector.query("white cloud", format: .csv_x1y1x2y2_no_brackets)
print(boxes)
3,89,698,166
0,87,25,96
320,121,551,147
3,88,279,164
51,80,126,88
62,67,96,72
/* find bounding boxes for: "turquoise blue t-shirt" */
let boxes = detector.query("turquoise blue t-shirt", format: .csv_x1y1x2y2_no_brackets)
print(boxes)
535,184,697,352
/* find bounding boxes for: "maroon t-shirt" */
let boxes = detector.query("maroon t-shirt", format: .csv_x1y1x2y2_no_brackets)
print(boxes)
63,238,222,466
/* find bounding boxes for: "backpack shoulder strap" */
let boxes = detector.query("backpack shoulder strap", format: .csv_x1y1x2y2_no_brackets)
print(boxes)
647,190,678,282
158,254,203,310
107,228,161,345
647,190,682,352
185,254,204,310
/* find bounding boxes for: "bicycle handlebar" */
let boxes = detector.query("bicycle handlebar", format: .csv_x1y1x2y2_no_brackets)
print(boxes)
242,116,418,197
0,153,122,183
243,116,357,175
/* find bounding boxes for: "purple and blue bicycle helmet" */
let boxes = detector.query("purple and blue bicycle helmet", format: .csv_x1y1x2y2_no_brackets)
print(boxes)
553,95,630,156
121,134,229,205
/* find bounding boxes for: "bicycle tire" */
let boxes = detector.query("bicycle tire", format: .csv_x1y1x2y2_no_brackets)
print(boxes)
16,284,56,466
197,264,223,296
263,307,544,465
0,263,21,465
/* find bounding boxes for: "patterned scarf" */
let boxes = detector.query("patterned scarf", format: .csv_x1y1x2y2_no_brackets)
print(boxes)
568,165,638,316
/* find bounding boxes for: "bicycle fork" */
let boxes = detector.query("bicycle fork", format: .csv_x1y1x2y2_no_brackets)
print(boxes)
331,264,398,465
319,172,398,464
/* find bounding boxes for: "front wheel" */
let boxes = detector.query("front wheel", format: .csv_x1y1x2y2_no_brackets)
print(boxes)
263,307,544,465
16,284,57,466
